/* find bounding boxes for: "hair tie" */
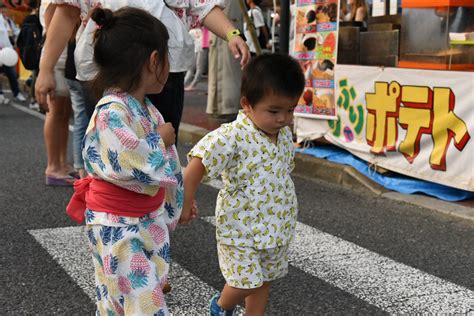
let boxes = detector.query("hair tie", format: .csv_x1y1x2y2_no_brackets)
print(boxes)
90,7,114,30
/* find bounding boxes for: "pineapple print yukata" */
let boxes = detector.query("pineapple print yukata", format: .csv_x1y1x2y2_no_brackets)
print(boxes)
83,89,183,315
189,110,298,289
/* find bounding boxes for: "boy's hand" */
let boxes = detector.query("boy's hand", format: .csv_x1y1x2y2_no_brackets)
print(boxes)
180,200,198,225
156,123,175,147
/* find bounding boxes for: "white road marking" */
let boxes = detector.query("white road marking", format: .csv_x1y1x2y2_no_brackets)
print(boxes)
29,226,244,315
203,216,474,314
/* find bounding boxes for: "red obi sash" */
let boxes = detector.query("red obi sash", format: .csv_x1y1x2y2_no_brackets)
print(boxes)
66,177,165,224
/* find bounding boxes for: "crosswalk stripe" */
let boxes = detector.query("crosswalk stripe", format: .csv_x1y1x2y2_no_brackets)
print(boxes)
203,216,474,314
28,226,244,315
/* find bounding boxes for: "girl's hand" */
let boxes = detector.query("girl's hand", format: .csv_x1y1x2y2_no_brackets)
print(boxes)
35,70,56,111
156,122,176,147
228,36,250,68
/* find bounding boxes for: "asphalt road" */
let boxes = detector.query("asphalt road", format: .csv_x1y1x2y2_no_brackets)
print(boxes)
1,102,473,315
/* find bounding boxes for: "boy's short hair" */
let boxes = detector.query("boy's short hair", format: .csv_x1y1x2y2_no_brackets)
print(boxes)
241,53,305,106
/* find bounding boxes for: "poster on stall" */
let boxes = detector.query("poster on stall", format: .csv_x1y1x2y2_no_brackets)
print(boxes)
293,0,339,120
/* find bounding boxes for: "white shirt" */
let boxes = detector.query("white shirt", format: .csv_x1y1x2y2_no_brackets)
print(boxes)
244,7,265,53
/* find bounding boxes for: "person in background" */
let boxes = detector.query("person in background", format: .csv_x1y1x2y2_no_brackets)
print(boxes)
201,27,210,77
344,0,368,23
66,7,187,315
0,13,26,104
182,54,305,316
65,21,88,179
26,72,40,110
207,0,244,121
184,27,203,91
40,0,75,186
35,0,250,145
244,0,271,56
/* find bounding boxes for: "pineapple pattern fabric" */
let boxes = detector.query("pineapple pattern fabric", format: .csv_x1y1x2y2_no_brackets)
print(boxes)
83,90,183,315
86,207,170,315
189,110,298,287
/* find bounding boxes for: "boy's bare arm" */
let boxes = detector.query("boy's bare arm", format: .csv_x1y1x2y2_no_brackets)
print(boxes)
180,157,206,224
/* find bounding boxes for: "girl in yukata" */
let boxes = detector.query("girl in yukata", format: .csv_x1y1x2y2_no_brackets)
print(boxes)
181,54,305,316
66,7,190,315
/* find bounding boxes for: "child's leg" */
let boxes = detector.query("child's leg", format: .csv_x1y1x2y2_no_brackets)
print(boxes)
218,283,255,310
218,282,270,315
244,282,270,315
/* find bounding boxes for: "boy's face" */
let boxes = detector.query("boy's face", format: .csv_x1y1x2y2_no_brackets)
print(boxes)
241,93,297,138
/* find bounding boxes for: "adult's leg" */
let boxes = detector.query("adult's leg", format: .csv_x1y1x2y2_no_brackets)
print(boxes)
44,95,72,179
3,65,20,96
188,51,203,88
184,52,197,86
79,81,99,119
202,48,209,76
59,96,72,172
147,72,185,144
67,79,88,177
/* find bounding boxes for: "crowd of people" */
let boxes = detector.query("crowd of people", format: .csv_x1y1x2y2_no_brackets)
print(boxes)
3,0,339,315
0,11,27,105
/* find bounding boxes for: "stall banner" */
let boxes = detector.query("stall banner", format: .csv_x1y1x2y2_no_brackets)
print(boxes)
293,0,338,119
320,65,473,191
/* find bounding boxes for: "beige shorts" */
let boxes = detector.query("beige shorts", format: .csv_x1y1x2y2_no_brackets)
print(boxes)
41,48,70,97
53,52,70,98
217,243,289,289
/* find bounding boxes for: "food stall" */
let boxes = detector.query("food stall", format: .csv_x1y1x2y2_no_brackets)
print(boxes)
292,0,474,198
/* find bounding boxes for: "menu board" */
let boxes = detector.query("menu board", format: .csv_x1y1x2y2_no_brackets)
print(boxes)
293,0,338,119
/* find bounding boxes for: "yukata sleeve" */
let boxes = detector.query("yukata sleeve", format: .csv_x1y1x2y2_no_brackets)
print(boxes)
85,102,177,196
186,0,226,29
188,125,235,182
50,0,81,7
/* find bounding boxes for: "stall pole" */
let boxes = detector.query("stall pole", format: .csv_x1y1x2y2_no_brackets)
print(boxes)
279,0,290,55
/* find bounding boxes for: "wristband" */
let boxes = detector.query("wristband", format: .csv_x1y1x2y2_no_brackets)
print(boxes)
226,29,242,41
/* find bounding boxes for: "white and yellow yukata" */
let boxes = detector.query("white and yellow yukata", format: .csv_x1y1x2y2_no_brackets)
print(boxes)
189,110,298,289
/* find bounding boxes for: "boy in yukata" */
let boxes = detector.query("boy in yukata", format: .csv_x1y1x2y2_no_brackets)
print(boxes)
181,53,305,316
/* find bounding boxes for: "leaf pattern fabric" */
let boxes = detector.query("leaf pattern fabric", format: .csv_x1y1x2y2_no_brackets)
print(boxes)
189,110,298,250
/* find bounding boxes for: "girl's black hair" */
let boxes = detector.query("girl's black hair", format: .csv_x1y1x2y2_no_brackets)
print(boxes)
241,54,305,106
90,7,169,98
